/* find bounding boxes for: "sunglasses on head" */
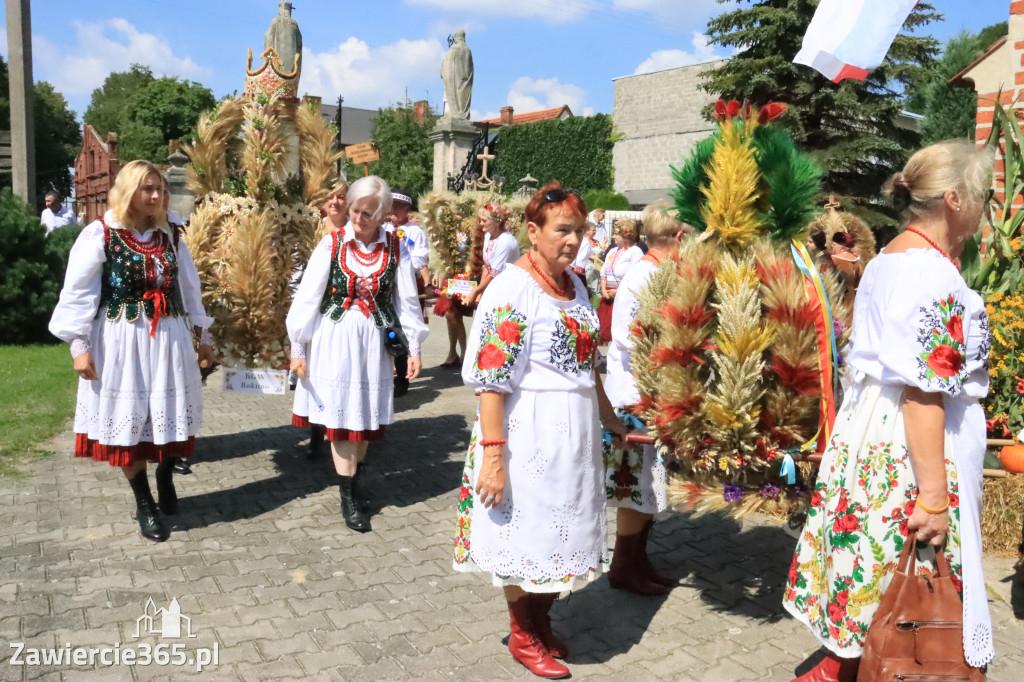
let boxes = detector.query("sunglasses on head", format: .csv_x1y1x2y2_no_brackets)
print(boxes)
541,188,580,204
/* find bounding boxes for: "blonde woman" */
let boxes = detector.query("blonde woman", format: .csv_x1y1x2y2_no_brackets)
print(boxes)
467,202,520,306
785,141,995,681
50,160,215,542
321,179,349,237
603,201,689,596
598,219,643,343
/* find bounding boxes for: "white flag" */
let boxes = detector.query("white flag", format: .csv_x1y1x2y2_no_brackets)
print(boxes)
794,0,918,83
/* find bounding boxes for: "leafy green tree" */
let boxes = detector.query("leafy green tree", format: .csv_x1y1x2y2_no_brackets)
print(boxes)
84,65,215,163
915,23,1008,145
584,189,631,210
346,102,439,200
0,189,82,344
701,0,941,227
0,57,81,202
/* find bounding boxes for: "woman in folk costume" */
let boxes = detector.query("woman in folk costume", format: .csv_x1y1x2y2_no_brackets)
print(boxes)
49,160,215,542
303,179,350,461
603,201,690,596
598,219,643,343
467,202,521,306
288,176,428,533
453,182,627,679
784,142,995,681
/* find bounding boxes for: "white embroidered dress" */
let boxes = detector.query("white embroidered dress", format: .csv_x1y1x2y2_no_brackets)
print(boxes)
453,265,608,592
784,250,993,667
482,231,520,278
287,229,428,437
602,258,668,514
599,244,643,290
48,213,212,463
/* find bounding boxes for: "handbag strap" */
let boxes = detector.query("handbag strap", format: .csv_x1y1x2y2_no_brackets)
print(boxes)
895,536,952,578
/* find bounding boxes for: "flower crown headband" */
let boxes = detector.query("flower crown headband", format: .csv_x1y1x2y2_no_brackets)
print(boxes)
483,203,510,225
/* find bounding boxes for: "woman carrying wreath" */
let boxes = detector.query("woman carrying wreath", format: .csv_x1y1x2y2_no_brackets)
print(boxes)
452,181,626,679
603,200,689,596
598,219,643,343
49,160,215,542
288,176,428,533
784,141,995,681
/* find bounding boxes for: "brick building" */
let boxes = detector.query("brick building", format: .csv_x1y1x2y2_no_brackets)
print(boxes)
74,124,120,224
611,60,726,206
950,0,1020,209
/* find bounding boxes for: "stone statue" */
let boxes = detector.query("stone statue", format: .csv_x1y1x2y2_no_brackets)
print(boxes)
265,1,302,75
440,30,473,120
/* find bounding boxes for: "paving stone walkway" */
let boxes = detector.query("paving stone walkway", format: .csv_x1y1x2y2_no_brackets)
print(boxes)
1,327,1022,681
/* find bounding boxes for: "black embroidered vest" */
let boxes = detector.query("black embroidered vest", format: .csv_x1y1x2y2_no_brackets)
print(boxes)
319,231,400,329
99,220,184,324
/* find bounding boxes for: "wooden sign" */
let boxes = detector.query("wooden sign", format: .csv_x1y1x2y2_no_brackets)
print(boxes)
345,142,379,165
222,367,289,395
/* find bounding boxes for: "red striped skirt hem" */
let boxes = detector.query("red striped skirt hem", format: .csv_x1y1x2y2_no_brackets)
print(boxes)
74,433,195,467
291,415,386,442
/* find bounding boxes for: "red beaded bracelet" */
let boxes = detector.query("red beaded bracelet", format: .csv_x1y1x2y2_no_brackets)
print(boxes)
480,439,507,447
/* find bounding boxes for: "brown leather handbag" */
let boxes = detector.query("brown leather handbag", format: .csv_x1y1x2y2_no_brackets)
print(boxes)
857,540,984,681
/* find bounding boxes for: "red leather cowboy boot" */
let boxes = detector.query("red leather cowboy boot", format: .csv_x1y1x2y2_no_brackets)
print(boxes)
607,531,669,596
530,594,569,659
507,598,570,679
792,652,859,682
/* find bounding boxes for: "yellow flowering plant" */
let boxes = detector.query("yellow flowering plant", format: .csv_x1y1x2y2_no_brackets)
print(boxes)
984,291,1024,439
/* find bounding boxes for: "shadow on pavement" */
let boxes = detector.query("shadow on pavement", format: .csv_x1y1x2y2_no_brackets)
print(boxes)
171,408,470,531
394,363,466,413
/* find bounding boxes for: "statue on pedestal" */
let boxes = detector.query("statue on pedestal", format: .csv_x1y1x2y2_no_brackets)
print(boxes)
265,1,302,75
441,31,473,120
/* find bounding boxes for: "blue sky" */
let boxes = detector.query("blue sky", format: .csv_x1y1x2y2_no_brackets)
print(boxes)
0,0,1011,124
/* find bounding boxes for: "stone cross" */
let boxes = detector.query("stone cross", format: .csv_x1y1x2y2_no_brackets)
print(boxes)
477,146,495,180
824,194,842,212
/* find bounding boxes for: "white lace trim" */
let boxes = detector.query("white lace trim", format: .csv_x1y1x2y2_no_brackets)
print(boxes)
70,336,91,359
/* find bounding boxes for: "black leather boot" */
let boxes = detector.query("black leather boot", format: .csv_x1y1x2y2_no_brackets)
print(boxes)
309,427,324,460
338,475,370,532
155,459,178,515
352,462,371,513
128,470,169,542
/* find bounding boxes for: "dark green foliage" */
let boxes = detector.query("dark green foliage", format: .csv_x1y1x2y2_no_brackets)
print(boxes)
0,190,82,344
670,136,717,231
583,189,631,210
701,0,941,228
0,57,81,202
84,64,215,163
913,24,1009,145
345,103,439,200
492,115,615,194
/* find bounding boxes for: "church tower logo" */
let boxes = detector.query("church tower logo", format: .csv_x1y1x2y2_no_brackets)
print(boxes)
134,598,196,639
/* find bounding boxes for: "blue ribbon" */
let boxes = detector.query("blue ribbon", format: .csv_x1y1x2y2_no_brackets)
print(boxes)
779,452,796,485
602,413,645,447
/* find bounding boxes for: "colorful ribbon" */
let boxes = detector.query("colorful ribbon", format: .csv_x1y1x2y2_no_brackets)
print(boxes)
790,240,840,453
779,452,797,485
142,289,168,338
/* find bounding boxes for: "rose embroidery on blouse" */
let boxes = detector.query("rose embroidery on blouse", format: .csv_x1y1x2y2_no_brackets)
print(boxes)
550,306,599,374
472,304,527,385
915,294,967,394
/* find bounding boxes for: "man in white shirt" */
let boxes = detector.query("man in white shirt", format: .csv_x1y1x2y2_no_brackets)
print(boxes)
384,189,430,397
40,192,77,233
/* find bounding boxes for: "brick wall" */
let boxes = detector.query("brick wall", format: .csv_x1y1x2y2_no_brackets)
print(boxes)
611,60,725,205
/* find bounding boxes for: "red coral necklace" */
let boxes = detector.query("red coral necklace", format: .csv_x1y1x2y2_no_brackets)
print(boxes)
527,251,570,295
905,226,957,270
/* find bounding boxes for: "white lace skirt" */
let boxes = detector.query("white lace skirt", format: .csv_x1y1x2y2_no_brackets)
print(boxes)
782,375,993,667
453,387,609,593
293,311,393,432
74,312,202,449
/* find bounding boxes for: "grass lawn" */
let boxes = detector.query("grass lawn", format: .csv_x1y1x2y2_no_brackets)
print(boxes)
0,345,77,476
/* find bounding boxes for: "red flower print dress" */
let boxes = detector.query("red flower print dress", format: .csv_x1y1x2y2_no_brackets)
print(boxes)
784,249,993,667
453,264,608,592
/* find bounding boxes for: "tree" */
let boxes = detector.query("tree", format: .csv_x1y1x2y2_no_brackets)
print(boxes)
0,57,81,202
84,65,215,163
914,23,1008,145
701,0,941,227
347,103,438,200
